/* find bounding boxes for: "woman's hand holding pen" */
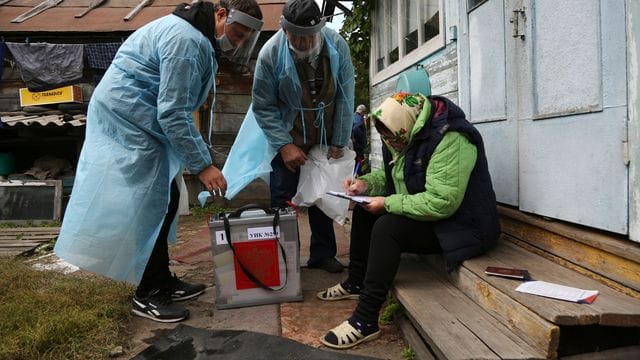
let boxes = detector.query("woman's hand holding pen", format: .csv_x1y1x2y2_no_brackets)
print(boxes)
343,177,367,196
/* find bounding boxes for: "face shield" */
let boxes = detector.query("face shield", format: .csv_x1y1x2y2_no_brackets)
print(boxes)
218,9,263,67
280,15,325,60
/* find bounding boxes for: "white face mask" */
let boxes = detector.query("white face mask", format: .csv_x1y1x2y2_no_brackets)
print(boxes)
288,40,322,60
216,25,235,53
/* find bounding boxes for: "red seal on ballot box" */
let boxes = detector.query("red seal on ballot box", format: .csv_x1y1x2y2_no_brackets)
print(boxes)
233,239,281,290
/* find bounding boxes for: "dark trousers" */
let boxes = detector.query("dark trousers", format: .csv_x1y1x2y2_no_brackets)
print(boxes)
270,153,337,266
136,180,179,297
348,206,442,324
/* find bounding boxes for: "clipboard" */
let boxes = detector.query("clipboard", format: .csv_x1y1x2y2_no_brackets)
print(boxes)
326,191,371,204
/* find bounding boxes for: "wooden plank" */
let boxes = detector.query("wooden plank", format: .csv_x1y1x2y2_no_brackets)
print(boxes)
212,94,252,114
0,227,60,234
395,256,545,359
396,316,436,360
0,233,58,239
423,255,559,358
0,242,46,247
0,250,25,257
462,239,640,327
499,206,640,263
215,74,253,95
500,216,640,292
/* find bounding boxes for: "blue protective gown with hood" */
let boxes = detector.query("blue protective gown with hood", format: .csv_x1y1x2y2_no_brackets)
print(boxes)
54,14,216,284
252,27,355,150
222,27,355,200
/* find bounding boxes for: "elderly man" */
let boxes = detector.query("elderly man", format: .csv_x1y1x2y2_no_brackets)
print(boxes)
251,0,355,273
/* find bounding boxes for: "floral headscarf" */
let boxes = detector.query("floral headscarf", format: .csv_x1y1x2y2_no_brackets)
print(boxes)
371,92,426,152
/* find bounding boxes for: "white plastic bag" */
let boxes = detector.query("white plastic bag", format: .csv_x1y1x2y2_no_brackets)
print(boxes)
292,146,355,225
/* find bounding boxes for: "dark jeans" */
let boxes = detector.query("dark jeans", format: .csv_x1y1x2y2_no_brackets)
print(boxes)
270,153,337,266
136,180,179,297
348,206,442,324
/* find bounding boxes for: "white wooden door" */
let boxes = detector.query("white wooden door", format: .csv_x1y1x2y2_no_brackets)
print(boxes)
460,0,629,234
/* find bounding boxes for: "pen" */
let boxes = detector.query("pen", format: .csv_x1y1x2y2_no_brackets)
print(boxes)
353,161,361,180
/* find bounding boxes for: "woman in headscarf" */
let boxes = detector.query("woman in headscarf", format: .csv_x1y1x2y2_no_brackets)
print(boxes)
317,92,500,349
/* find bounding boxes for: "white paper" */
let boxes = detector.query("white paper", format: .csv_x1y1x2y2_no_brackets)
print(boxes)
326,191,371,204
515,280,599,304
247,226,281,241
215,230,227,245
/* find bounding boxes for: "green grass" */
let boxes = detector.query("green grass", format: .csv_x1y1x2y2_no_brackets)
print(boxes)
380,295,403,325
401,347,416,360
189,204,227,220
0,258,134,360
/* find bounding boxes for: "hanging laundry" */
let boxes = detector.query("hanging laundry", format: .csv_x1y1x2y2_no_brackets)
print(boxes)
0,43,6,81
84,42,121,85
6,42,84,92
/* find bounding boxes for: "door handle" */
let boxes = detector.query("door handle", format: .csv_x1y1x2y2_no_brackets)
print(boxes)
509,8,526,40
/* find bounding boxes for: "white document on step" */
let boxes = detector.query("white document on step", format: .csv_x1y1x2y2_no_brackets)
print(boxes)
515,280,599,304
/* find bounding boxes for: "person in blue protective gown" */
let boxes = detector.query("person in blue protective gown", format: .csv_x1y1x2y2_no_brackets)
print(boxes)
252,0,355,273
54,0,264,323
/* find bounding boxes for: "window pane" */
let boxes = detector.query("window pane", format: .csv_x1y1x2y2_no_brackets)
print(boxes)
404,0,418,54
423,0,440,43
468,0,488,12
375,0,385,71
388,0,398,64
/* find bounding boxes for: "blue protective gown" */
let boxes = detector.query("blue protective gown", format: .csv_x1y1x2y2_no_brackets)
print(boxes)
252,27,355,150
55,14,216,284
220,28,355,199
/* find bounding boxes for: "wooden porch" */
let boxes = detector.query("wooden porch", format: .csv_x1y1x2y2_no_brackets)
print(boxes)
393,206,640,359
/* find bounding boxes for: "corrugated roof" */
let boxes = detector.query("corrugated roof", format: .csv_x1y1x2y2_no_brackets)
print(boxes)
1,113,86,127
0,0,285,32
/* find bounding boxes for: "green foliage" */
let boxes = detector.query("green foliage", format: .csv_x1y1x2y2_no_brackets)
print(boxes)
189,204,227,220
0,258,133,359
379,295,403,325
401,347,416,360
340,0,374,106
0,220,61,228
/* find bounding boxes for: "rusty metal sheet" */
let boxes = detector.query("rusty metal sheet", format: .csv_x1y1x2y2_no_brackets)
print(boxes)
0,1,285,32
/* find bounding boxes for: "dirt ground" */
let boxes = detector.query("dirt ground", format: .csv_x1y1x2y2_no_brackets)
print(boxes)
30,211,407,359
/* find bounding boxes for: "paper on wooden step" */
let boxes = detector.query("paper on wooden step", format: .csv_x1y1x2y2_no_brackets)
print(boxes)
516,280,599,304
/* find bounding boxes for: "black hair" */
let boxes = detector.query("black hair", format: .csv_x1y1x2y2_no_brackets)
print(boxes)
215,0,263,20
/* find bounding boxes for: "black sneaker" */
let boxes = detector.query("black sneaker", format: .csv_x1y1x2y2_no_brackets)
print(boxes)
308,257,344,273
169,273,206,301
131,289,189,323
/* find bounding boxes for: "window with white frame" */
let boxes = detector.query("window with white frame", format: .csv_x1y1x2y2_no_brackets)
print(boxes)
372,0,444,84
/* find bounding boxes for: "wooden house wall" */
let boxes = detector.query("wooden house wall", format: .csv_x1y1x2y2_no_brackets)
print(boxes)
368,44,458,170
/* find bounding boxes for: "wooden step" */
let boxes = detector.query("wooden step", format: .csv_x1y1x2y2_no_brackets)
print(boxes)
394,255,547,360
422,253,559,358
415,239,640,358
455,239,640,327
499,206,640,293
0,227,59,256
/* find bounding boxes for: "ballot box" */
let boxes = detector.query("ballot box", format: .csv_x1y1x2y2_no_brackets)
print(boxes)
208,205,302,309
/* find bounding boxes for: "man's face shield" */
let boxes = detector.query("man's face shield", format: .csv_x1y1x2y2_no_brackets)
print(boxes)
220,9,263,66
280,15,325,59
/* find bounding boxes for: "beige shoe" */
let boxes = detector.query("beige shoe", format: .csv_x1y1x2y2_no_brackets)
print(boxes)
316,283,359,301
320,320,381,349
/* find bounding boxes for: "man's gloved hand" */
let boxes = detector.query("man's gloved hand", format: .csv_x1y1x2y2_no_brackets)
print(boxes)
327,145,344,160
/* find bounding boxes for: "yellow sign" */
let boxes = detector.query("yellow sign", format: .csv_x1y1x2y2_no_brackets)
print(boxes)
19,85,83,107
